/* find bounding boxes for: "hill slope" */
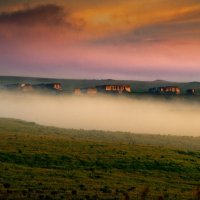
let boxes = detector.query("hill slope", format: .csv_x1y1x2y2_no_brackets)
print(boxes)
0,118,200,199
1,76,200,93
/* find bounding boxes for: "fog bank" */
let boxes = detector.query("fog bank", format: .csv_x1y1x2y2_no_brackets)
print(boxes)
0,91,200,136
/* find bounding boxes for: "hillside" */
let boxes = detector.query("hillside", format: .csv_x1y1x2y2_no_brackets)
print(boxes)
1,76,200,93
0,118,200,199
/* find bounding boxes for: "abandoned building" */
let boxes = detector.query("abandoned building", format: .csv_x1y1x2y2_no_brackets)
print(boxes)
5,83,33,92
73,85,131,95
149,86,181,95
87,88,97,95
34,83,62,91
73,88,88,94
96,85,131,93
20,83,33,92
53,83,62,90
74,88,82,95
74,88,97,95
186,89,196,95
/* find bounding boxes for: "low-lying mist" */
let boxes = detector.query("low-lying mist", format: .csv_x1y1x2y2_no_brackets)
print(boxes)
0,91,200,136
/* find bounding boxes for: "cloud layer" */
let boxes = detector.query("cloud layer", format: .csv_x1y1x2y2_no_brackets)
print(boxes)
1,92,200,136
0,4,66,26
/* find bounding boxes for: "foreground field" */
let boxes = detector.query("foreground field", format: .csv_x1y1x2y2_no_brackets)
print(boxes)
0,118,200,200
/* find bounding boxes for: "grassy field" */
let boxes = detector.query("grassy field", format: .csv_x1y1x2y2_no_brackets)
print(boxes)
0,118,200,199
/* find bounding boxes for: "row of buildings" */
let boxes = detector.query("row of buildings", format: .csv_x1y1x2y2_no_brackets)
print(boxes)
5,83,62,92
5,83,132,94
148,86,196,95
149,86,181,95
75,85,198,95
74,85,131,95
3,83,198,96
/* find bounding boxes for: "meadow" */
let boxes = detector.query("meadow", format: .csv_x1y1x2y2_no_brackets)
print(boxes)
0,118,200,199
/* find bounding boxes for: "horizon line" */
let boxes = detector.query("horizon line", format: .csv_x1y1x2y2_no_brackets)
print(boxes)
1,75,199,83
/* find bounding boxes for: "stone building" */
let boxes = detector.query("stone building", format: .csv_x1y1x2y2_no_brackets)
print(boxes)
96,85,131,93
149,86,181,95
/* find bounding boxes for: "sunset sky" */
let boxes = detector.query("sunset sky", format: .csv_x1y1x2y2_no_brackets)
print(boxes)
0,0,200,81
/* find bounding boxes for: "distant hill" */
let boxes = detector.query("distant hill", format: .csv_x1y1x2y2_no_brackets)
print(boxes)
0,118,199,150
1,76,200,93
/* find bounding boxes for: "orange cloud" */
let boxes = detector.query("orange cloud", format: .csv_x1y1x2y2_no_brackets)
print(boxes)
1,0,200,43
73,1,200,35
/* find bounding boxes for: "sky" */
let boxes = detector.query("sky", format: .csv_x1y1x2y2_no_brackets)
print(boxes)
0,0,200,81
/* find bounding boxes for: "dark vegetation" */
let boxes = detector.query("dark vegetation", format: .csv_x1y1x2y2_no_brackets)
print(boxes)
0,118,200,199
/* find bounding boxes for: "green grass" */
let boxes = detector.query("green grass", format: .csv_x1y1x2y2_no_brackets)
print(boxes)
0,118,200,199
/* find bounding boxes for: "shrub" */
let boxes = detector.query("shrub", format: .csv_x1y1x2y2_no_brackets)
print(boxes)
79,184,86,191
71,189,77,195
195,187,200,200
3,183,11,188
140,186,149,200
100,186,112,193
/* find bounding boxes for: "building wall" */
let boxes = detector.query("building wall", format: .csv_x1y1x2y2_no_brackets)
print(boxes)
74,88,82,95
105,85,131,93
20,84,33,92
149,86,181,94
124,86,131,92
87,88,97,95
53,83,62,90
159,87,181,94
186,89,196,95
